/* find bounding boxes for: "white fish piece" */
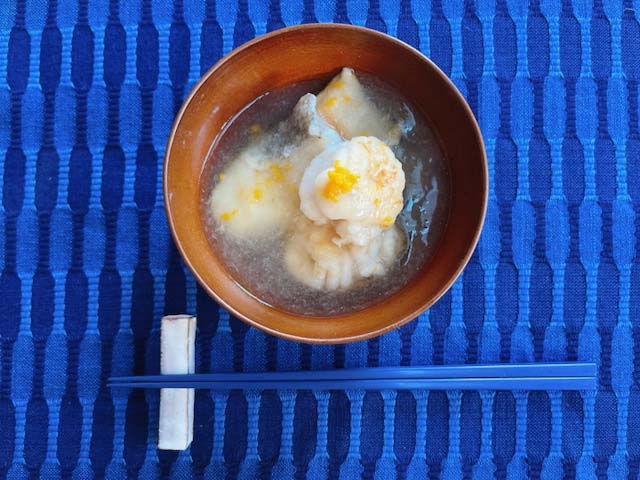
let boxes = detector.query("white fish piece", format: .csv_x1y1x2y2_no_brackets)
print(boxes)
208,155,300,238
290,136,406,290
349,225,404,278
158,314,196,451
284,218,403,290
298,136,405,246
317,67,407,146
284,220,356,290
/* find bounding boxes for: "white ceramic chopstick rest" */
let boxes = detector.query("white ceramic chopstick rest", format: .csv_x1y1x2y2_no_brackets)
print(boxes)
158,314,196,450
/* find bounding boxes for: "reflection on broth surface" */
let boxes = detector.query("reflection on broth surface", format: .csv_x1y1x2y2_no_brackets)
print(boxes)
201,69,450,316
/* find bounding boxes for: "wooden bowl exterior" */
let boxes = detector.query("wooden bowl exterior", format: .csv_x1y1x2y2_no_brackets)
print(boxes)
164,24,487,344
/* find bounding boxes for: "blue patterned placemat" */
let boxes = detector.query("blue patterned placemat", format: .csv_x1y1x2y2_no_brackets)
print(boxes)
1,0,639,478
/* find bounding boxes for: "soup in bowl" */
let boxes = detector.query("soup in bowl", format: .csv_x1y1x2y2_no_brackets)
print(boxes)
164,25,487,343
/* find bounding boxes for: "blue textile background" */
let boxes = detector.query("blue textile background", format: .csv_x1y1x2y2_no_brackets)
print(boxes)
1,0,639,478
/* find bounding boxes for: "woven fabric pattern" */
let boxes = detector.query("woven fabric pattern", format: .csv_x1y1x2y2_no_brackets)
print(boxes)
1,0,639,478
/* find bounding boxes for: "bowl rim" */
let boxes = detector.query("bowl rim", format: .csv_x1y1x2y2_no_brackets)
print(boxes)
163,23,488,343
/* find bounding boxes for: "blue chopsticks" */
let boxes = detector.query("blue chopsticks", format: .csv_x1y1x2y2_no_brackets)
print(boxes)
108,362,596,391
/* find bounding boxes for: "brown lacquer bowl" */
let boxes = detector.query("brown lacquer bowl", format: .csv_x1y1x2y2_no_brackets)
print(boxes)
164,24,487,344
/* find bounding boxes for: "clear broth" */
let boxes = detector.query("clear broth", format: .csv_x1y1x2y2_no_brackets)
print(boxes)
201,73,450,316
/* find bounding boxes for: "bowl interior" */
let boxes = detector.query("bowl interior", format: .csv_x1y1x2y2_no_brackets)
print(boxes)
164,25,487,343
